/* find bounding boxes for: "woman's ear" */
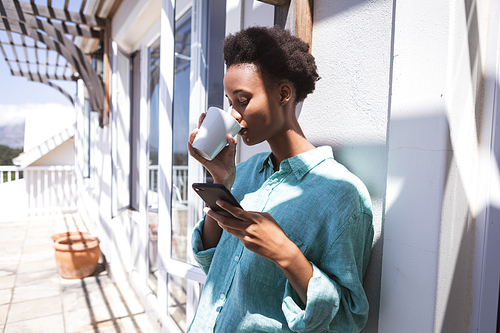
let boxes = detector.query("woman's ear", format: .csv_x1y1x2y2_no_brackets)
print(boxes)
279,82,293,106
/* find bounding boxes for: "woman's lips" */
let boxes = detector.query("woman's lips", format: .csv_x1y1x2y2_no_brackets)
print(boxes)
239,128,247,136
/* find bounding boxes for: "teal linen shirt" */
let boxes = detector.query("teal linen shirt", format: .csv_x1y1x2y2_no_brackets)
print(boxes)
189,146,374,333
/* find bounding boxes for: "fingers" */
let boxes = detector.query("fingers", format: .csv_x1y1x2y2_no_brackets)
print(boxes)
198,112,206,128
189,128,199,144
215,200,248,222
204,202,248,229
203,206,246,236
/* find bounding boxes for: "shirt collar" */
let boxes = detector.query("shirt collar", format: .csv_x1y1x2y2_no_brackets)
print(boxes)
258,146,334,180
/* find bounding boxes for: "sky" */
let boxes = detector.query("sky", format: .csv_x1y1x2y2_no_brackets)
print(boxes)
0,54,76,127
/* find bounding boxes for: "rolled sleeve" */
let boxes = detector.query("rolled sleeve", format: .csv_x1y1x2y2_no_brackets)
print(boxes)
191,217,216,275
282,263,342,333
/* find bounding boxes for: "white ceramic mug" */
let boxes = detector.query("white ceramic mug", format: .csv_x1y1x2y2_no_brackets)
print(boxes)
192,107,241,160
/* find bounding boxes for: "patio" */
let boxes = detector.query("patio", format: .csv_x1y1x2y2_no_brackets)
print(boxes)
0,213,156,333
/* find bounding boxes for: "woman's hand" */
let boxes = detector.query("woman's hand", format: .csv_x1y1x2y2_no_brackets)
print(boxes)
187,112,238,189
204,200,314,305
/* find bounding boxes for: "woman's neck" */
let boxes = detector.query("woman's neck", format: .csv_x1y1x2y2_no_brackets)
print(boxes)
268,128,315,171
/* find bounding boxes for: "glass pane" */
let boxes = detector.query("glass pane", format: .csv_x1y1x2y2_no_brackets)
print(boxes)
116,50,131,211
131,52,141,211
207,0,226,109
168,274,187,333
130,52,143,275
171,9,191,263
83,96,90,178
148,38,161,295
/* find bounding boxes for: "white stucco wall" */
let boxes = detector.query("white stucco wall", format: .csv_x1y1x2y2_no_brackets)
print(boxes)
304,2,392,331
380,0,493,332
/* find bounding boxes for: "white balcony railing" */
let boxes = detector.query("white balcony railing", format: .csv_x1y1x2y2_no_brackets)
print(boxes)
24,166,77,216
148,165,188,205
0,165,76,219
0,166,23,183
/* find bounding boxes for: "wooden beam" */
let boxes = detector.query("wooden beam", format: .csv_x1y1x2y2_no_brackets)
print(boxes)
101,18,111,127
295,0,313,51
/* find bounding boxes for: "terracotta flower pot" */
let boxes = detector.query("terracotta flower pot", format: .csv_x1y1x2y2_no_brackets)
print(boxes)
53,233,100,279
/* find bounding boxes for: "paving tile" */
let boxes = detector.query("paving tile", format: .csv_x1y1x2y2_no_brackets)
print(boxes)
22,242,55,254
0,288,12,305
4,313,65,333
109,299,145,318
15,268,59,287
16,256,57,274
0,240,26,252
7,295,62,324
0,233,25,244
0,263,18,278
23,235,53,248
62,289,111,313
77,324,122,333
12,281,60,303
64,303,120,333
0,221,29,229
60,274,113,295
20,249,54,264
0,303,8,325
26,223,55,235
30,219,56,227
117,313,156,333
0,274,16,290
0,246,23,261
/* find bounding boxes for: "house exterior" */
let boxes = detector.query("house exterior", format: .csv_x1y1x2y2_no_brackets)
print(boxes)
0,106,77,221
1,0,499,332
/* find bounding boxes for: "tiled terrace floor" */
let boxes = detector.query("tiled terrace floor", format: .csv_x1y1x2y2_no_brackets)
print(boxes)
0,214,156,333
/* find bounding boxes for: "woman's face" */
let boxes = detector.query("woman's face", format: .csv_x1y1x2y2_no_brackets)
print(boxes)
223,64,285,146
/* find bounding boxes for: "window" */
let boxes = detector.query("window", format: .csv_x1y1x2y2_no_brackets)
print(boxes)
148,38,161,294
115,49,132,212
160,0,227,331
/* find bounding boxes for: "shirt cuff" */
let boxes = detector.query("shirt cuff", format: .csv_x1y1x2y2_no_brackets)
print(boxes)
192,216,216,275
282,262,341,332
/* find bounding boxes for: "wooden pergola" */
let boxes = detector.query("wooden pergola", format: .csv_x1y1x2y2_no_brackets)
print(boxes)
0,0,120,126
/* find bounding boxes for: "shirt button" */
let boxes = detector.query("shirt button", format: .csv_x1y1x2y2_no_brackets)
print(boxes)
265,184,271,190
234,256,239,262
220,293,225,300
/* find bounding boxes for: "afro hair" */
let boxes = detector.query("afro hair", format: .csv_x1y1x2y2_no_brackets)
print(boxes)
223,26,320,103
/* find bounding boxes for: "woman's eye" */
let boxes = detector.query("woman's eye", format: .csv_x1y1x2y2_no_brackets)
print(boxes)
240,100,249,106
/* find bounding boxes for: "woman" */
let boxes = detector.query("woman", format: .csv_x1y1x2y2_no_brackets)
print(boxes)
187,26,373,333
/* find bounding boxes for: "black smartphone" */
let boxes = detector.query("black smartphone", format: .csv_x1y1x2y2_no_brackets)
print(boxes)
192,183,242,218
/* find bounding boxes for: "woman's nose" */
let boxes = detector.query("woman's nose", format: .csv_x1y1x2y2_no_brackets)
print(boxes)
230,106,242,122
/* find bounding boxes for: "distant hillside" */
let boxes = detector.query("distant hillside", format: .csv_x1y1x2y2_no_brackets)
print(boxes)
0,123,24,149
0,145,22,165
